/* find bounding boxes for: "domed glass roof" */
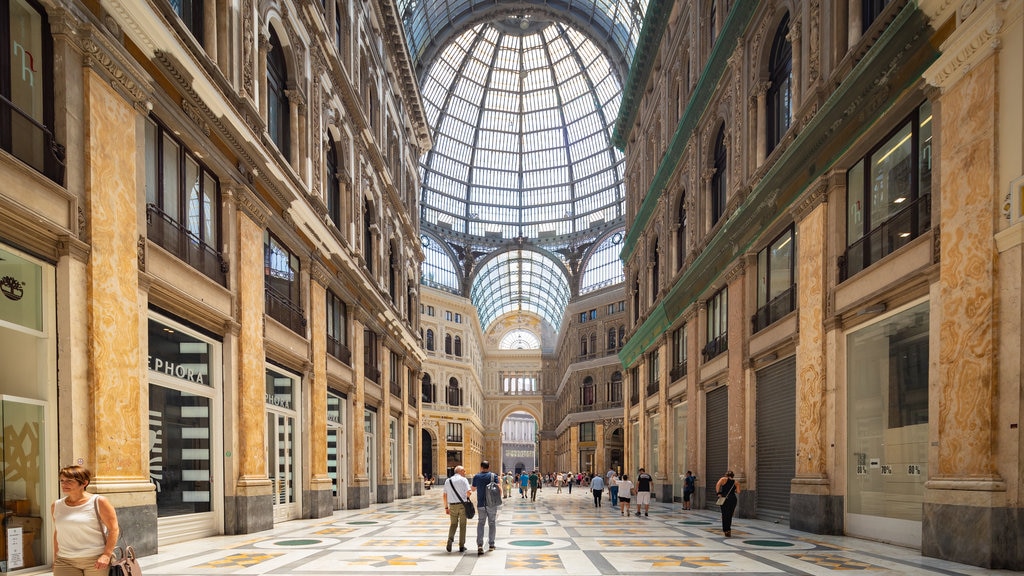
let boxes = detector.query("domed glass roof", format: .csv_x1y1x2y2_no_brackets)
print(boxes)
418,17,626,241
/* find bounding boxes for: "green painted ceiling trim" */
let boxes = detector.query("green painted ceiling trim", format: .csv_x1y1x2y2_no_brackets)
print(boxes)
611,0,676,151
619,2,758,261
619,3,937,367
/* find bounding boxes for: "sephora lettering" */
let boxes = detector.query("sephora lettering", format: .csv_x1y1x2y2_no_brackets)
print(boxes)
148,356,206,384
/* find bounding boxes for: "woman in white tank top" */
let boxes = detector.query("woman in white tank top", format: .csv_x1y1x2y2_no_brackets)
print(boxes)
50,465,120,576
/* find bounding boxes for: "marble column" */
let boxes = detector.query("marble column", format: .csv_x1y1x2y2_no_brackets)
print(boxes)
349,319,369,508
307,264,333,517
920,1,1018,567
595,421,606,474
791,188,842,534
724,264,749,515
380,351,394,503
658,339,672,501
82,69,156,549
233,191,272,532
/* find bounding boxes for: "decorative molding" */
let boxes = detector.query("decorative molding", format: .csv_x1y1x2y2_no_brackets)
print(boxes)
922,0,1008,91
80,29,149,104
181,100,211,136
56,235,91,263
791,177,830,222
242,0,255,99
808,0,822,82
137,235,146,272
722,258,746,285
237,187,269,226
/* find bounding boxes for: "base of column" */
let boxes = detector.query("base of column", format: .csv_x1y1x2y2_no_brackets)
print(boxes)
304,487,334,519
226,493,273,534
114,502,158,556
923,502,1023,570
658,484,673,504
346,485,371,509
378,482,395,503
790,492,844,535
397,481,412,499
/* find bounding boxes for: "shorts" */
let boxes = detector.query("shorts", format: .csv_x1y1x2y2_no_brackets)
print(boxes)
683,491,693,502
618,496,631,503
636,491,651,506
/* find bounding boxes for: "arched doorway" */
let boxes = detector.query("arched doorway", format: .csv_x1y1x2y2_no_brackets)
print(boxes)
500,411,538,475
421,428,436,487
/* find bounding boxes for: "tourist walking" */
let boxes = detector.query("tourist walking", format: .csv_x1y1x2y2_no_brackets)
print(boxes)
715,470,741,537
443,466,473,553
471,460,502,555
589,473,605,507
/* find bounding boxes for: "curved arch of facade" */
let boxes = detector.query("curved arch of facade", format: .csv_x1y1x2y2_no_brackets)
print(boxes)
497,406,543,429
580,227,626,294
470,246,571,331
420,232,463,293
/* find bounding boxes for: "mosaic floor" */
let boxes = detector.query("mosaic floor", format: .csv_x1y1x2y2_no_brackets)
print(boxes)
122,489,1010,575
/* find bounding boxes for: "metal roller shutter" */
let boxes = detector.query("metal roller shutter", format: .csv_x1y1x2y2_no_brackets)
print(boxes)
755,356,796,521
705,385,729,507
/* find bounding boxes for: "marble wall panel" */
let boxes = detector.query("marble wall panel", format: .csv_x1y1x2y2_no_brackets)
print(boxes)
84,71,142,478
796,204,827,477
237,213,267,479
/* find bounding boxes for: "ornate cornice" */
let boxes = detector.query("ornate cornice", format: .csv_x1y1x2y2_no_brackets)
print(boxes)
790,175,830,222
922,0,1012,91
236,187,269,226
79,25,151,104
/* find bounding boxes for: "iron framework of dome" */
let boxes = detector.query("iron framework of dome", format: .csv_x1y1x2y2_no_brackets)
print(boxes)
400,0,647,331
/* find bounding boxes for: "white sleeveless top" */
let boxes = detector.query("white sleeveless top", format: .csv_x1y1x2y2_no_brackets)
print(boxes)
54,493,106,558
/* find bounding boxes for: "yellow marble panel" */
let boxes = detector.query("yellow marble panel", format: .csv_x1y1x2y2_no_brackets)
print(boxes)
796,204,827,476
84,71,142,478
237,214,267,477
310,283,327,478
936,55,997,478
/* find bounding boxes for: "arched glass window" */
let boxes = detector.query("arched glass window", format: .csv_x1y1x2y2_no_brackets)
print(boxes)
453,336,462,357
326,139,341,226
711,124,727,225
609,371,623,403
171,0,204,45
580,231,626,294
590,333,597,355
676,193,687,270
266,27,290,160
425,329,435,351
767,13,792,154
499,330,540,350
421,373,434,403
619,325,625,347
421,234,460,293
444,333,452,354
582,376,595,406
447,377,462,406
580,336,588,356
607,328,617,350
388,240,398,303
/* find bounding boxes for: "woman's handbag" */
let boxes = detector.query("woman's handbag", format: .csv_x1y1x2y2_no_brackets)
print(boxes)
448,478,475,519
109,545,142,576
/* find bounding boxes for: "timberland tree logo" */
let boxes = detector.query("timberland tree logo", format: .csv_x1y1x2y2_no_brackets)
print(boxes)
1,276,25,301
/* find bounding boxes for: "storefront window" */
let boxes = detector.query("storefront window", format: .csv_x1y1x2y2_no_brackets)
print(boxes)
847,301,929,522
1,397,45,571
147,317,216,519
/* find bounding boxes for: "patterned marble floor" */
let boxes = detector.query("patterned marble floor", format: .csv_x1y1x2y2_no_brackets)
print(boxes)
115,489,1011,575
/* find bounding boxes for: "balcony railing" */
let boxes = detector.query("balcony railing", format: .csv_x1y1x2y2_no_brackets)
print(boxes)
629,393,639,407
364,364,380,383
408,388,417,408
1,95,65,185
646,381,660,397
702,333,728,361
839,194,931,281
147,204,227,286
752,284,796,333
390,379,402,398
670,363,688,381
326,334,351,365
265,285,305,335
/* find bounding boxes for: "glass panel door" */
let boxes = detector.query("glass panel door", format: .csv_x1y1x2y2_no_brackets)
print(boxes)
267,410,298,521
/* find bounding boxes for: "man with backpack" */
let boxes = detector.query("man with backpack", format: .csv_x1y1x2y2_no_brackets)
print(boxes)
471,460,503,555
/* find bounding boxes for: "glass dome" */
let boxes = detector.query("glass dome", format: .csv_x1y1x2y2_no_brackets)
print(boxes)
418,17,626,242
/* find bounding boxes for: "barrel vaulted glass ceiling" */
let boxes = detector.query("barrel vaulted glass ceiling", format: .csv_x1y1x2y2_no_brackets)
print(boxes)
398,0,648,332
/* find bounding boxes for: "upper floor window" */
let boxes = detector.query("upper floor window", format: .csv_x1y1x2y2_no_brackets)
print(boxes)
676,193,687,270
446,421,463,442
326,138,341,226
2,0,63,184
144,116,224,284
580,336,589,356
363,330,380,382
647,349,660,395
445,310,453,321
703,287,728,361
650,239,660,301
607,328,617,351
842,101,932,281
266,27,290,161
671,324,687,380
609,371,622,404
453,335,462,357
421,373,434,403
363,198,374,273
326,291,350,364
169,0,203,44
581,376,595,406
709,0,718,49
862,0,893,33
711,124,727,226
446,377,462,407
264,232,304,334
425,329,435,351
388,240,398,303
444,333,452,354
754,226,796,332
454,313,462,323
767,13,792,154
579,422,595,442
629,366,639,405
579,312,588,323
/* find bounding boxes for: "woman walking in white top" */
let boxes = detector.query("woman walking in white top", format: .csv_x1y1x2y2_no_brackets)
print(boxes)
51,465,119,576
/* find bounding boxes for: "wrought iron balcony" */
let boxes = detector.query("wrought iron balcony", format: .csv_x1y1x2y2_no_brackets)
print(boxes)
701,334,728,361
840,194,931,281
752,284,796,333
1,95,65,185
265,285,305,335
147,204,227,286
326,334,351,365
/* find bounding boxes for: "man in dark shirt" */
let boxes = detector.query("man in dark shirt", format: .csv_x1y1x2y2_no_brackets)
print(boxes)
528,469,540,501
635,467,653,516
471,460,502,555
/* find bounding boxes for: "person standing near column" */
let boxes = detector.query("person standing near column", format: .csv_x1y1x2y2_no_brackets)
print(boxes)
51,466,120,576
443,466,473,553
682,471,696,511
